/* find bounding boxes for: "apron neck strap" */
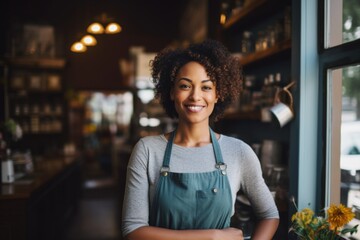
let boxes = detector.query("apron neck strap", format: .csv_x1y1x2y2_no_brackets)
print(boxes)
162,128,224,168
210,128,224,164
162,129,176,168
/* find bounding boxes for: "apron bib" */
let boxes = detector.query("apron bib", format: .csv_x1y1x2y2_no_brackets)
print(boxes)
150,128,233,230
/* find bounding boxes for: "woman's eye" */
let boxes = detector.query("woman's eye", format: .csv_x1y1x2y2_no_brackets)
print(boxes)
202,85,212,90
179,84,190,89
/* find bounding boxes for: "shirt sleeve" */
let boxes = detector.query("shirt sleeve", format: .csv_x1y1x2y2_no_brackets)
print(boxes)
121,139,150,237
240,144,279,219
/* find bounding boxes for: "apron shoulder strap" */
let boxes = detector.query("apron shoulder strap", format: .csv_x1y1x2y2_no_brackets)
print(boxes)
210,128,225,164
162,130,176,168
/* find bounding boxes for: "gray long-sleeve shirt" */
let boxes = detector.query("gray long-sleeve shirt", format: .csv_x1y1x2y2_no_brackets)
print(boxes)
121,134,279,237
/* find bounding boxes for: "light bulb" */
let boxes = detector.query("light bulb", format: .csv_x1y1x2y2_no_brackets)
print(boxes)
81,35,97,46
70,42,87,53
105,23,121,34
87,23,104,34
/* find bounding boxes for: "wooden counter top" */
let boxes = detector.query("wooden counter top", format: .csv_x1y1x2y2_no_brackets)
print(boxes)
0,154,83,240
0,155,80,200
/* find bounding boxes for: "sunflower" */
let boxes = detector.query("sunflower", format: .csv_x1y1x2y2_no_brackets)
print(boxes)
327,204,355,231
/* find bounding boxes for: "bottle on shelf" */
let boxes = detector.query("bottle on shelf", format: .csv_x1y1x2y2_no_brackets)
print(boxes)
239,75,255,111
241,31,253,55
274,19,285,43
267,26,276,48
267,74,277,106
274,72,283,100
255,31,264,52
261,77,270,107
1,149,15,183
275,72,282,87
260,77,272,122
261,31,269,51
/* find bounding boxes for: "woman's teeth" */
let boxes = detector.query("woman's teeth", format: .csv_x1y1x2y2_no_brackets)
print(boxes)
187,105,203,112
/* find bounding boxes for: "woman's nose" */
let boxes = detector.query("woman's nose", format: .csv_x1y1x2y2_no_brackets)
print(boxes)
189,88,201,101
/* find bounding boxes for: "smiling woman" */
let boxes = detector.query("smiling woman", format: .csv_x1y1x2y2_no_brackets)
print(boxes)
121,40,280,240
151,40,243,122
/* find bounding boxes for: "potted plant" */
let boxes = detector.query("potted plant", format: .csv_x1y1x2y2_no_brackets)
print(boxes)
290,198,358,239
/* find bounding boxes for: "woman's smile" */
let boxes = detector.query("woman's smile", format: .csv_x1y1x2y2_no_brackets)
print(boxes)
185,104,205,113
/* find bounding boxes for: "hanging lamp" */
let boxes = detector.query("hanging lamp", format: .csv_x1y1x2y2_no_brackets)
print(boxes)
70,42,87,53
87,13,122,34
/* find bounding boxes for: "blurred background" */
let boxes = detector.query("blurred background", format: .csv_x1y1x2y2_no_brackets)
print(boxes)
1,0,360,240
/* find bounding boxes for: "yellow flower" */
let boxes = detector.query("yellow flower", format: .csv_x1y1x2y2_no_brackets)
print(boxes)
327,204,355,230
292,208,315,227
290,203,358,239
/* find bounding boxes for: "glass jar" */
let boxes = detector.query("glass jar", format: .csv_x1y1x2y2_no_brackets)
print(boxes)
241,31,253,55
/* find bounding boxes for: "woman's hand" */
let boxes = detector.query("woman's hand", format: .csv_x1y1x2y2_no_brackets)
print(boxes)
214,227,244,240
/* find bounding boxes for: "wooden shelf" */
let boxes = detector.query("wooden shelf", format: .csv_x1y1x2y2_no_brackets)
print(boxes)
6,57,66,69
9,89,63,95
240,40,291,66
223,0,267,29
223,110,261,121
222,0,290,30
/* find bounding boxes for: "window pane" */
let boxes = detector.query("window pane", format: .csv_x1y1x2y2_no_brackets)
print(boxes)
325,0,360,48
329,64,360,238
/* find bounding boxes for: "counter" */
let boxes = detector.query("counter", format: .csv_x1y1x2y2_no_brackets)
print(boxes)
0,155,82,240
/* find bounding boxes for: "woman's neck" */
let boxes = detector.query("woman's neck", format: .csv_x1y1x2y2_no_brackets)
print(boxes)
174,123,212,147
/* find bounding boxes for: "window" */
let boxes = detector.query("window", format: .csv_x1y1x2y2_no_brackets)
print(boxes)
325,0,360,48
321,0,360,236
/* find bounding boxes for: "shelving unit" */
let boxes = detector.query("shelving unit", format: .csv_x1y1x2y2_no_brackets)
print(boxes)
240,39,291,66
222,38,291,120
223,0,268,29
223,0,289,30
5,56,67,154
214,0,292,238
218,0,292,121
7,57,65,69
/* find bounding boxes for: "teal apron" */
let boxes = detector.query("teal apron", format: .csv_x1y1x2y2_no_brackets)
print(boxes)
150,128,233,230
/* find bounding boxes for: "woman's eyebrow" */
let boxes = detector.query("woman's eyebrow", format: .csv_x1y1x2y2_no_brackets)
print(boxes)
177,77,212,83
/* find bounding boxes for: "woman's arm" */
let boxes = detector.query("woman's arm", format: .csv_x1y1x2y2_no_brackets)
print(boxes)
238,144,280,239
125,226,244,240
251,218,279,240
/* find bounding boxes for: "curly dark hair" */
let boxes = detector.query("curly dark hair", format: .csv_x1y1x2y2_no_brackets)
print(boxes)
150,39,243,121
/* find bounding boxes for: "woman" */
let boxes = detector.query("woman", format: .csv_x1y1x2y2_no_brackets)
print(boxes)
122,40,279,240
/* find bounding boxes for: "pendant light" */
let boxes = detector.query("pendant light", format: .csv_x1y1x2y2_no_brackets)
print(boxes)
105,22,121,34
70,13,122,53
70,42,87,53
87,13,122,35
87,23,104,34
81,35,97,46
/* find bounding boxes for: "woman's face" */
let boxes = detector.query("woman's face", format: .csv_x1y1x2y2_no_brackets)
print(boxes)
171,61,218,125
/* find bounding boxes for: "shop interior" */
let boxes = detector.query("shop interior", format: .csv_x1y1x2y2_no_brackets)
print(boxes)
1,0,360,240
